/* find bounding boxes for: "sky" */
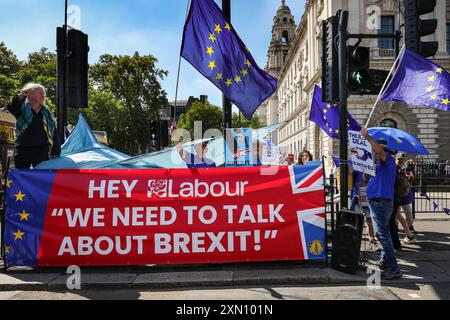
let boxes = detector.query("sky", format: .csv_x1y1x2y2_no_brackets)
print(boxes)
0,0,305,110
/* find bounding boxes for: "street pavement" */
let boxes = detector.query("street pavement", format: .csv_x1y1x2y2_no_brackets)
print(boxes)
0,212,449,300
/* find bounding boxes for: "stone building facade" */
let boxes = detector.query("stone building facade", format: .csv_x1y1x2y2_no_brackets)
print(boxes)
259,0,450,166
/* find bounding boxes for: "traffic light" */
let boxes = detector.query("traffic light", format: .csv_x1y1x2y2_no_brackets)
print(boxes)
321,14,339,102
57,27,89,108
148,120,169,151
149,120,160,151
348,46,370,95
369,69,390,95
160,120,169,149
404,0,438,57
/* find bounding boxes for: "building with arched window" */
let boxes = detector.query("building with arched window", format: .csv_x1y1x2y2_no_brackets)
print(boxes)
259,0,450,165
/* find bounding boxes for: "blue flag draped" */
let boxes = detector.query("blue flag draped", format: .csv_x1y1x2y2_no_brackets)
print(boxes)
181,0,277,119
309,85,361,139
381,48,450,112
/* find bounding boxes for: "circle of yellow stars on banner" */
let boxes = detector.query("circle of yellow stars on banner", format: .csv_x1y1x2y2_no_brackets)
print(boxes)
3,178,33,257
425,67,449,111
205,22,253,88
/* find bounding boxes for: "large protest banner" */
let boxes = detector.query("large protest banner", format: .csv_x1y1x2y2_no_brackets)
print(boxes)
3,164,326,268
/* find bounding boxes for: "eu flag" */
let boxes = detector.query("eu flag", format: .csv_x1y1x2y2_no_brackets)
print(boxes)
309,85,361,139
181,0,277,120
381,49,450,112
4,170,56,267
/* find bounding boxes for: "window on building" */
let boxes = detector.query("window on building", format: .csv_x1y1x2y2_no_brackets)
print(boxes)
447,24,450,54
281,31,289,44
379,16,395,49
380,118,397,128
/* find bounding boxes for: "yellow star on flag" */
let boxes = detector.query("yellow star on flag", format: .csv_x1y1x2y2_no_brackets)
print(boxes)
225,22,232,32
327,104,331,109
442,98,449,106
323,109,328,114
396,139,402,144
206,46,214,56
216,73,223,80
335,130,340,134
234,76,242,83
214,24,222,34
430,94,438,100
329,128,333,133
326,123,329,127
6,178,12,188
209,33,216,43
246,59,251,68
13,229,25,241
426,86,434,93
15,191,25,202
436,68,443,73
428,75,436,82
323,116,327,120
18,210,30,221
5,246,10,255
412,142,416,146
208,61,216,70
240,69,248,76
226,79,233,87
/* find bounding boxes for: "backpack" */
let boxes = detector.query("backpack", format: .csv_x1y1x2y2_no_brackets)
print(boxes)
395,170,410,197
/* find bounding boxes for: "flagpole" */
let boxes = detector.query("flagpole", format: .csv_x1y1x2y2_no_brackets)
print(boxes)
222,0,232,130
365,46,405,128
172,0,192,126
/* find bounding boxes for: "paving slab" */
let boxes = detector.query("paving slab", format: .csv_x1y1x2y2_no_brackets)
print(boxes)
398,261,445,274
233,268,329,285
134,271,233,289
0,273,60,290
48,273,137,290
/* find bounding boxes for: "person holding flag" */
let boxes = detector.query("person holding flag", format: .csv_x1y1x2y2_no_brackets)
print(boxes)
361,127,401,280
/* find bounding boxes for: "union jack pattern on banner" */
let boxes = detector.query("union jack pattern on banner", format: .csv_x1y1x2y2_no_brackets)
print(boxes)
288,163,324,194
296,207,326,260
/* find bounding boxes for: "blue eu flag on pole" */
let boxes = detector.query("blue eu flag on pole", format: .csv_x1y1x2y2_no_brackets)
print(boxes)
381,48,450,112
309,85,361,139
181,0,277,120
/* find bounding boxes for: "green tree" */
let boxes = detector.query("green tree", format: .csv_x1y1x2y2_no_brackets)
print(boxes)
232,112,261,129
177,101,223,139
89,53,169,155
17,48,57,112
75,90,124,150
0,42,21,107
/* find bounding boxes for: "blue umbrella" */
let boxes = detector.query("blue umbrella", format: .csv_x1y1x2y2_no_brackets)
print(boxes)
367,127,429,155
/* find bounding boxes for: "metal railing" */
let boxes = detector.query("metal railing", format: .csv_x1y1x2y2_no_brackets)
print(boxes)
409,162,450,215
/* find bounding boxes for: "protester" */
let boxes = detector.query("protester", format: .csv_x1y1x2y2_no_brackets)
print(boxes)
361,128,401,279
350,170,376,248
6,83,60,169
286,153,295,165
297,150,313,165
396,154,416,241
390,154,404,252
176,140,216,168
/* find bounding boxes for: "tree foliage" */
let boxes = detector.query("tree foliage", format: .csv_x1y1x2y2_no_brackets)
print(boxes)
88,53,169,155
232,112,261,129
0,42,21,107
177,101,223,140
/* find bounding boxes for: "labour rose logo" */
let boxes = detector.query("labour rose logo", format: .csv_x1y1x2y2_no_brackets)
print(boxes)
148,179,168,197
